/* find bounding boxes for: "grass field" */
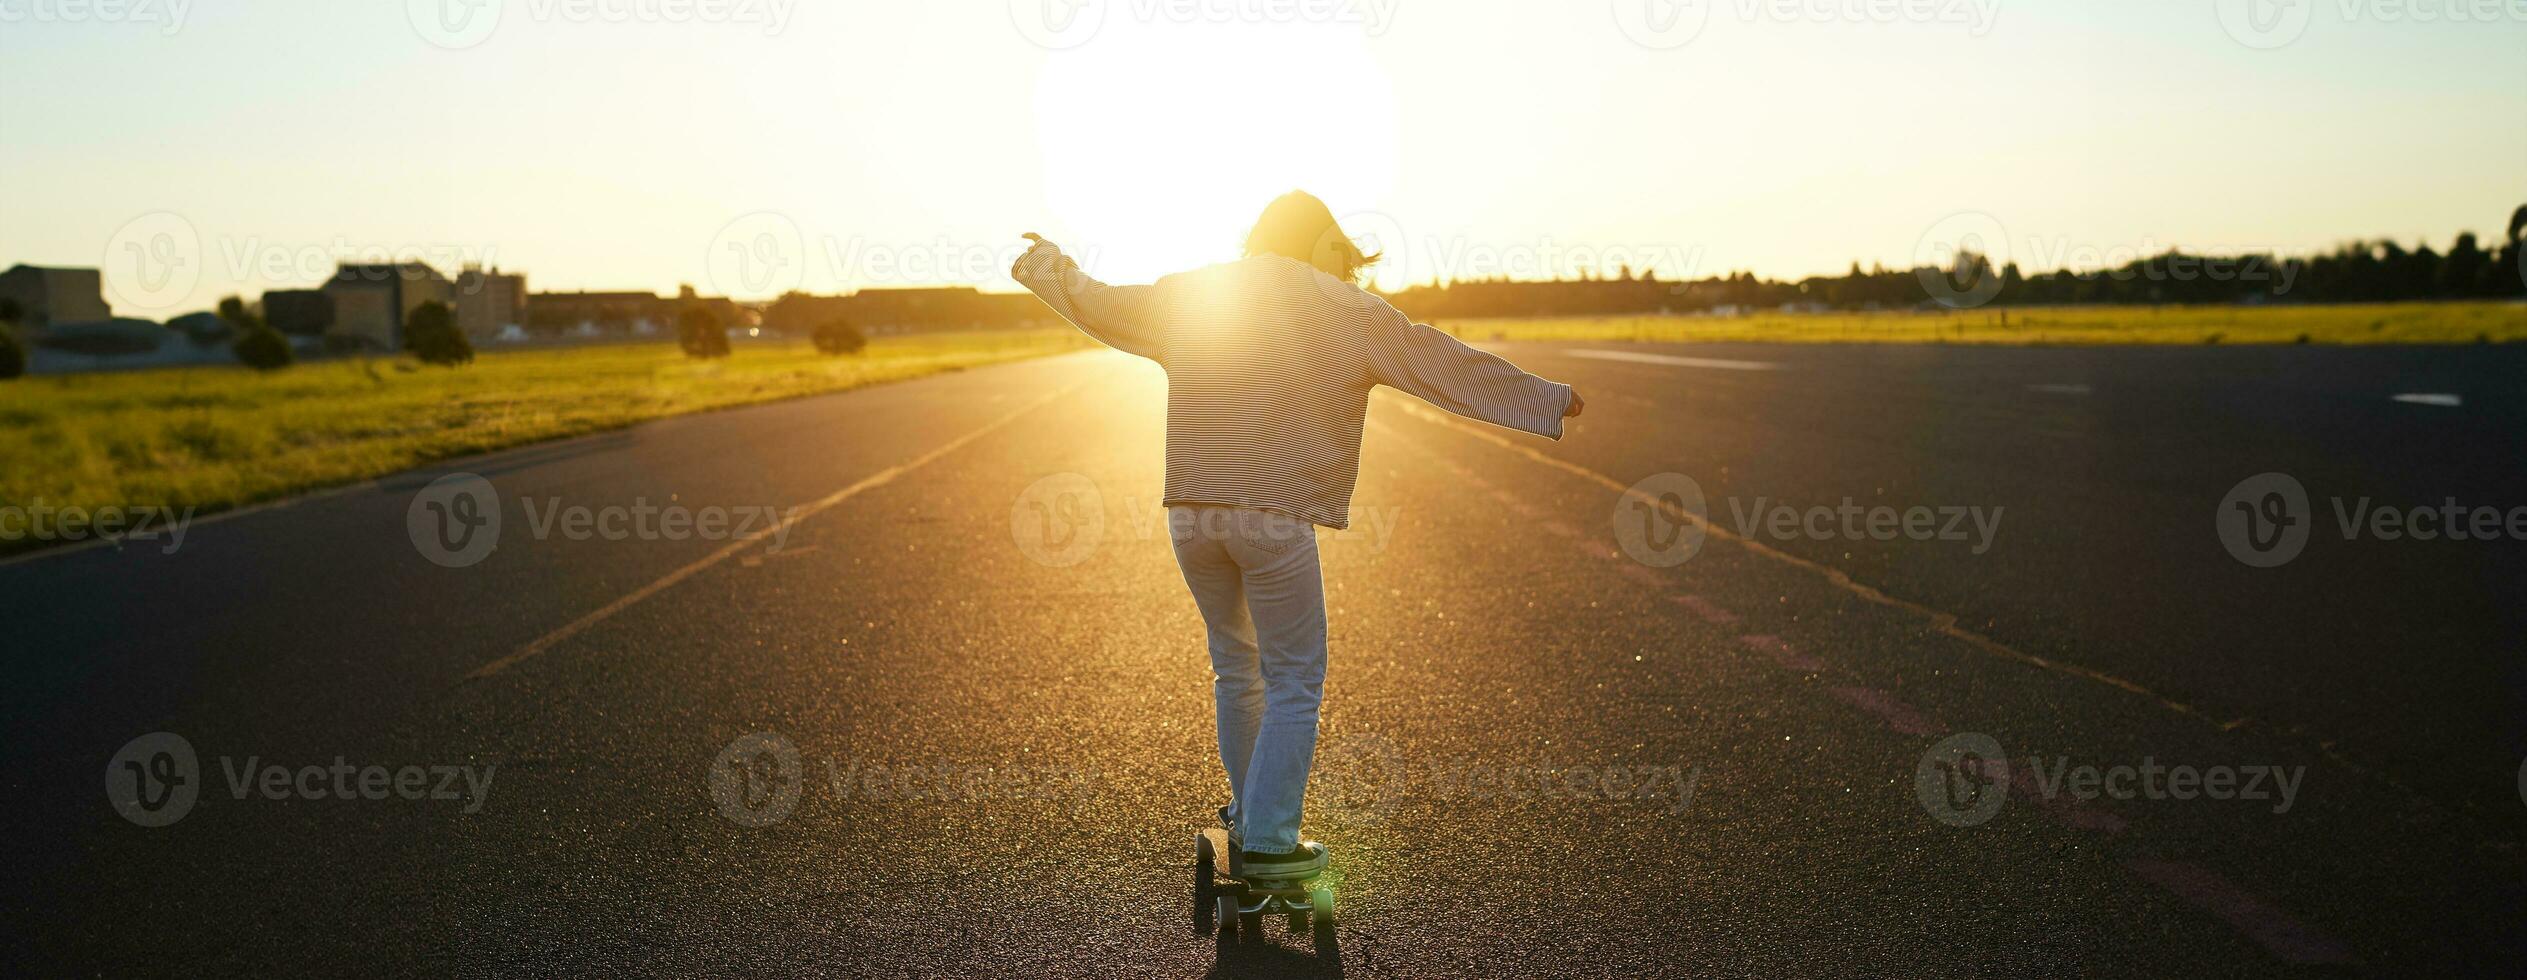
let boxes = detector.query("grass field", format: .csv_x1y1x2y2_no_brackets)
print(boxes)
1447,301,2527,346
7,303,2521,557
0,330,1089,556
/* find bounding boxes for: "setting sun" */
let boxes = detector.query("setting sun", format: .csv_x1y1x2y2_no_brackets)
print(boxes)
1032,19,1397,285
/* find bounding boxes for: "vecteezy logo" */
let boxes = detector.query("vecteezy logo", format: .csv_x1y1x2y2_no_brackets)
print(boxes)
1913,211,2012,309
2216,0,2311,50
408,473,503,568
2216,472,2310,568
1009,0,1104,49
709,731,803,827
1916,732,2008,828
1011,472,1104,567
407,0,503,49
106,732,200,828
101,211,201,312
1314,733,1405,825
1613,472,1708,567
1307,209,1409,312
1611,0,1710,49
704,211,806,299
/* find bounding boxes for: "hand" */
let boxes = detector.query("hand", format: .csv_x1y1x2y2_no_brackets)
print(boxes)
1012,233,1055,279
1564,387,1585,418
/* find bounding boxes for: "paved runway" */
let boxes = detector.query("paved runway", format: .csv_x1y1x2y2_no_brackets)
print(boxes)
4,342,2523,976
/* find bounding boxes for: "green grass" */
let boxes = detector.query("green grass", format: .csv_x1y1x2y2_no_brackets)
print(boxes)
0,330,1089,554
1446,301,2527,346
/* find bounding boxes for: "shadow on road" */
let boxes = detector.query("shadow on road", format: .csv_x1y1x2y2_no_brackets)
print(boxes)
1208,930,1344,979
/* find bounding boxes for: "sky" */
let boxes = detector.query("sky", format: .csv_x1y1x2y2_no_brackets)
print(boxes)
1,0,2521,317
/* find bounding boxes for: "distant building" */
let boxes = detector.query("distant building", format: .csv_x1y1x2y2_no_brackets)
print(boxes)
527,286,750,338
324,263,452,350
260,289,336,338
453,265,527,341
760,286,1053,337
528,290,669,336
0,265,111,334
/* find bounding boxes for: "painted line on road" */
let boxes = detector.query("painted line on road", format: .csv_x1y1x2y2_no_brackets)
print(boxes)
2389,392,2461,407
1671,595,1739,624
1410,395,2464,827
1380,407,2357,963
1447,438,2342,961
1736,634,1824,672
1393,399,2221,723
1609,560,1665,587
2124,859,2355,965
0,477,383,570
1566,349,1782,372
468,384,1084,680
1825,686,1944,736
2026,383,2093,395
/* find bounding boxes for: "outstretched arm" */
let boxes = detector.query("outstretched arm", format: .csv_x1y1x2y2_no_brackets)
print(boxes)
1362,297,1580,439
1009,233,1164,361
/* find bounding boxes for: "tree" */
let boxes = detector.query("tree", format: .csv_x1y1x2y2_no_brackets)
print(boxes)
0,300,23,379
678,304,729,359
404,300,473,366
812,317,866,355
222,296,293,371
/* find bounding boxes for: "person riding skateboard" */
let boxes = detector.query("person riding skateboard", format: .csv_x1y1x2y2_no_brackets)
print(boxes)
1013,191,1583,879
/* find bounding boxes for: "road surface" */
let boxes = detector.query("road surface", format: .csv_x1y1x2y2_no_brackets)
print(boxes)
5,342,2523,977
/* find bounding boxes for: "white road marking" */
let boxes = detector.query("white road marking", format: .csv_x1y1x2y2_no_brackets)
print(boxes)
2027,383,2093,395
468,382,1083,680
1566,349,1781,371
2390,393,2461,407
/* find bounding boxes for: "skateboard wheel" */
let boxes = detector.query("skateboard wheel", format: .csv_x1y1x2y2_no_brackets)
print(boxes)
1215,894,1241,946
1310,886,1336,943
1192,834,1217,936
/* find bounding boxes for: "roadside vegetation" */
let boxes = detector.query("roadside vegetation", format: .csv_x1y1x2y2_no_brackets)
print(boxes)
0,329,1088,555
1448,301,2527,346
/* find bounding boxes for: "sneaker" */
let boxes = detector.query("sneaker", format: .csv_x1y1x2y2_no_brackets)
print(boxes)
1238,841,1328,880
1217,804,1239,845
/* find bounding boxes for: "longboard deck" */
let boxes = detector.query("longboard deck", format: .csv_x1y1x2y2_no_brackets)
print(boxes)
1202,827,1317,895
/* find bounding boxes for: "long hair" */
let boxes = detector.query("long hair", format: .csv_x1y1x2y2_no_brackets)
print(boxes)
1243,191,1381,285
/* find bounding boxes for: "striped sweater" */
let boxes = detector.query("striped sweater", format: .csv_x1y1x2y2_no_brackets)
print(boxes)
1013,241,1573,529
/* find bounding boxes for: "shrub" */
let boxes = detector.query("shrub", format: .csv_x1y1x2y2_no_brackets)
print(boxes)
232,324,294,371
811,318,867,355
678,304,730,359
404,300,473,366
219,295,294,371
0,324,24,380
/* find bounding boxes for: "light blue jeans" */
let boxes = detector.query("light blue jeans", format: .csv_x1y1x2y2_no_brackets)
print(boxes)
1168,505,1326,854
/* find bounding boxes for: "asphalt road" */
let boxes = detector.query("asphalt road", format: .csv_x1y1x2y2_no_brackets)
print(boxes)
4,342,2524,977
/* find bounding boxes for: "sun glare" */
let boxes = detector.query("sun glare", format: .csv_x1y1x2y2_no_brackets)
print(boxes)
1032,20,1397,285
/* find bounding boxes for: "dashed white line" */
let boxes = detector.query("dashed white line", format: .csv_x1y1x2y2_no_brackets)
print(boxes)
1395,397,2362,966
467,383,1082,680
2389,393,2461,407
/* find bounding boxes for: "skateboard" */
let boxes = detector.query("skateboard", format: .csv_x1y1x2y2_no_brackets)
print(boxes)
1192,827,1334,947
